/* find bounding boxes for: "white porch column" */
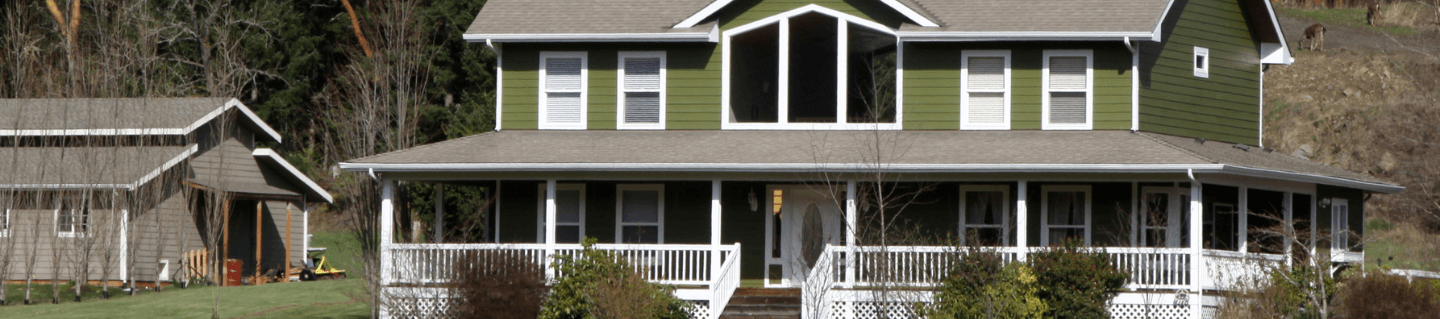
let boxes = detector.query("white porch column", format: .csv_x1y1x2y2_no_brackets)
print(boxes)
544,179,558,281
845,180,857,288
1283,192,1294,268
711,180,722,280
380,178,396,286
119,209,128,283
1189,182,1204,319
1016,181,1028,261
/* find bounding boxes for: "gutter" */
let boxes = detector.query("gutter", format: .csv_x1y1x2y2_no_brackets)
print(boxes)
463,33,715,43
896,32,1156,42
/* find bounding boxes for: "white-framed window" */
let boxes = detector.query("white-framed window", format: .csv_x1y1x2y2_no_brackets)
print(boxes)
1041,50,1093,130
1140,186,1191,248
960,50,1011,130
1041,185,1091,246
616,184,664,244
1193,47,1210,78
1330,198,1349,250
56,202,90,238
539,51,588,130
1,209,9,237
959,185,1009,246
617,51,666,130
536,184,586,244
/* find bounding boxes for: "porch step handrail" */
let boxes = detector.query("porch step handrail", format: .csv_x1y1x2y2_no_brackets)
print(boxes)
802,244,839,319
708,243,743,319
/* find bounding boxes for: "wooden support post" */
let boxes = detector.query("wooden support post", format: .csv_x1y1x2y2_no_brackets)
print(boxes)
286,203,293,279
256,201,263,285
221,199,232,286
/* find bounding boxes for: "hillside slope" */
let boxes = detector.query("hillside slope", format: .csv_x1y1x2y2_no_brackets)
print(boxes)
1262,4,1440,270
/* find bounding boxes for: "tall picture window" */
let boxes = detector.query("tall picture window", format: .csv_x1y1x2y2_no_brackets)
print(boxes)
539,52,588,130
960,51,1011,130
617,184,664,244
1042,50,1093,130
618,52,666,129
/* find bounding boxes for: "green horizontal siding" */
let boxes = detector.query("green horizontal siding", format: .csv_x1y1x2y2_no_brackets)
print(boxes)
500,43,721,130
902,42,1135,130
1139,0,1262,144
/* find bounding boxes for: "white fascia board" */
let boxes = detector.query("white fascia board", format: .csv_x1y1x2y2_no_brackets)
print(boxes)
897,32,1155,42
0,98,282,143
1257,0,1293,65
463,33,713,43
877,0,939,27
133,144,199,189
1151,0,1178,43
674,0,734,29
254,148,334,203
1218,166,1402,194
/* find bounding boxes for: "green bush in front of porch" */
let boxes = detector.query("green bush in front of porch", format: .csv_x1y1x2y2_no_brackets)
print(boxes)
924,241,1128,319
1029,241,1130,319
538,237,692,319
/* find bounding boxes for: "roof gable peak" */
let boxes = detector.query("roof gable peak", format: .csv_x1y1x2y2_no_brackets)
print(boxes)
674,0,938,29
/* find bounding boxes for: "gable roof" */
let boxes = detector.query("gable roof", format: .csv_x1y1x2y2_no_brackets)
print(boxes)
463,0,718,42
341,130,1400,193
0,98,282,143
894,0,1169,34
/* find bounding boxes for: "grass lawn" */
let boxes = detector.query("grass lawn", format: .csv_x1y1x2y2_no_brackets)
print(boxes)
0,231,373,318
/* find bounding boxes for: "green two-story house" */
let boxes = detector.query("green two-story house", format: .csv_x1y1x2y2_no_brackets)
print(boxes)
341,0,1401,318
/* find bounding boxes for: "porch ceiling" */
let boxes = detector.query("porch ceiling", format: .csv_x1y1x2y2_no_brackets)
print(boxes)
340,130,1398,193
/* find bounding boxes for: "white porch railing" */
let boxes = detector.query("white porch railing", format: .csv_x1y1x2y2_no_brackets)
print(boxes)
841,246,1194,289
1105,247,1193,290
384,243,741,319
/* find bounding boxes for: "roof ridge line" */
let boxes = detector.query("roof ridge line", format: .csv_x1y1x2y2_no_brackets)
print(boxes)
1134,131,1218,164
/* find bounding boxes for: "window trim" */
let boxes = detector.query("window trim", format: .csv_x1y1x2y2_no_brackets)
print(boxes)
960,50,1012,130
1193,46,1210,78
1041,50,1094,130
617,51,667,130
535,183,586,243
55,203,90,238
1,208,9,237
1330,198,1349,250
615,184,665,244
538,51,589,130
1040,185,1092,246
1140,186,1191,247
958,185,1010,246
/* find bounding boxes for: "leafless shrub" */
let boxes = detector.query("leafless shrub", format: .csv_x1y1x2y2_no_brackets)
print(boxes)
446,250,548,318
1336,270,1440,318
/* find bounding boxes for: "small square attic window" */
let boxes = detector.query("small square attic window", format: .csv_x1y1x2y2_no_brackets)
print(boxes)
1193,47,1210,78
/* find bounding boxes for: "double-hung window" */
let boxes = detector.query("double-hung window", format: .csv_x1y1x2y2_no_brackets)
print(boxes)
617,52,665,129
536,184,585,244
616,184,664,244
1330,198,1350,250
56,202,90,238
1041,185,1091,246
959,185,1009,246
1042,50,1093,130
961,51,1010,130
540,52,587,130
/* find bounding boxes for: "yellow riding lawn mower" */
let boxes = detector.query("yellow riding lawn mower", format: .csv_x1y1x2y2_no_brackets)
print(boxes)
292,255,347,281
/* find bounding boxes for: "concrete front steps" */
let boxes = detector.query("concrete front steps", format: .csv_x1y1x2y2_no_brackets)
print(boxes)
718,287,802,319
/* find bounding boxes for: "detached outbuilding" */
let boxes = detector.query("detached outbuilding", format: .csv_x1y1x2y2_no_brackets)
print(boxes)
0,98,331,288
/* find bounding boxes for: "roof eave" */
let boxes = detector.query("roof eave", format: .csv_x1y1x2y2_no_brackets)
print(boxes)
253,148,334,203
897,31,1157,42
463,32,716,43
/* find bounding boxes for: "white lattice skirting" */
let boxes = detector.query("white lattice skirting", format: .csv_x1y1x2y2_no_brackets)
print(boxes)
381,287,459,319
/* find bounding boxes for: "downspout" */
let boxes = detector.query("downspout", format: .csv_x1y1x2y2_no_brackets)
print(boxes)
1123,37,1140,132
488,39,503,132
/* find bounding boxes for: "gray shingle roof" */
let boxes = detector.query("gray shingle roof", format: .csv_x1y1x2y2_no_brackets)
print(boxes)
342,130,1393,192
0,146,193,188
0,98,281,142
466,0,716,35
463,0,1170,37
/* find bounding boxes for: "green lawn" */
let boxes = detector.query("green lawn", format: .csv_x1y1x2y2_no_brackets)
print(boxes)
0,231,372,318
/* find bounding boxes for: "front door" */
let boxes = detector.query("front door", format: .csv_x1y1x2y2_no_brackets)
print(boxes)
1141,186,1191,247
764,186,842,287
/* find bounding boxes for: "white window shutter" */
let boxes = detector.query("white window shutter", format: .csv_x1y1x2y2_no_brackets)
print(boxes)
624,58,661,91
966,57,1005,91
1049,92,1087,124
545,58,583,91
1048,57,1087,90
967,92,1005,124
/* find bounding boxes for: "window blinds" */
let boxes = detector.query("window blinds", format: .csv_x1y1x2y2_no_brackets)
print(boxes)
1047,56,1088,125
966,57,1006,125
623,57,662,124
545,57,583,124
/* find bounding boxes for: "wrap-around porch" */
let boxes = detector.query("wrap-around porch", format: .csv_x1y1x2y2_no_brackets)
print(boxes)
373,175,1358,319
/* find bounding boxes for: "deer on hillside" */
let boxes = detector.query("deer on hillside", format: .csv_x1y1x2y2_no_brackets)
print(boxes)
1367,3,1382,26
1303,23,1326,51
